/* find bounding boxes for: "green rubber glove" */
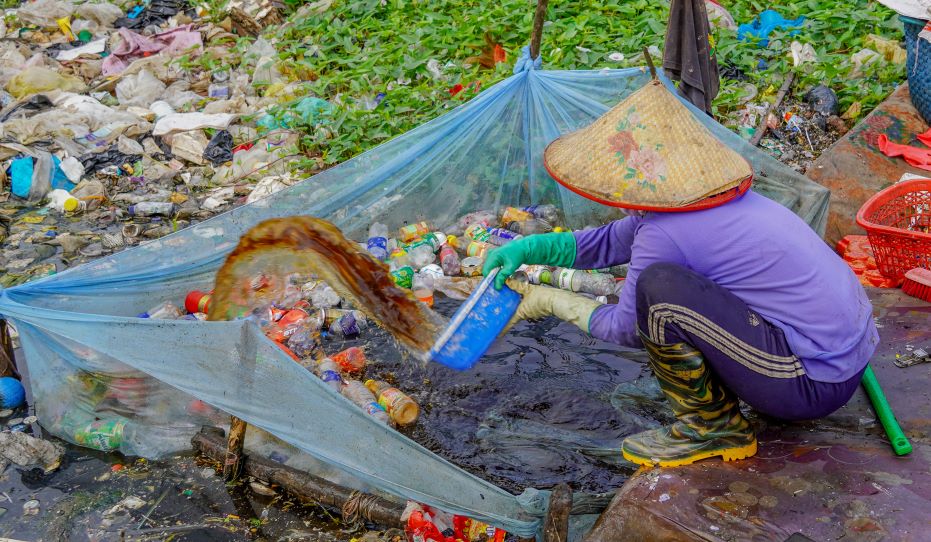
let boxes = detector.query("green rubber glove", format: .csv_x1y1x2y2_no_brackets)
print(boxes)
505,279,602,333
482,232,577,290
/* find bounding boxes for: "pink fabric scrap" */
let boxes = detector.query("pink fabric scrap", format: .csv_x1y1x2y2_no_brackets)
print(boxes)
102,24,202,76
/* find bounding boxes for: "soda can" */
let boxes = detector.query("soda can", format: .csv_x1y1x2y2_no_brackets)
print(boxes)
398,222,430,243
487,227,521,241
390,266,414,289
73,419,126,452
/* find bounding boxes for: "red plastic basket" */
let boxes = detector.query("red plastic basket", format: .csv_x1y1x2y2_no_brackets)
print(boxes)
856,179,931,280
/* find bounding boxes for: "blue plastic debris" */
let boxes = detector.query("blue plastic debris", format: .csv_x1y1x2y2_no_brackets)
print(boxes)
737,10,806,48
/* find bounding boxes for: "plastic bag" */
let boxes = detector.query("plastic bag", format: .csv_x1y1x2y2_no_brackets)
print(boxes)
203,130,234,165
6,67,84,99
15,0,74,28
115,69,166,108
74,2,124,29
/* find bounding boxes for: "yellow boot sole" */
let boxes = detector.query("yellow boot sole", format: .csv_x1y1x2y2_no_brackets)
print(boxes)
622,438,758,468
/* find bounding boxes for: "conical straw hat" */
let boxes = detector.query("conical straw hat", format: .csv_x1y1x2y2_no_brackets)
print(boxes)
544,80,753,211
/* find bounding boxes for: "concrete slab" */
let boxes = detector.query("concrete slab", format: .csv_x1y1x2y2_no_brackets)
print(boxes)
584,288,931,542
808,84,930,248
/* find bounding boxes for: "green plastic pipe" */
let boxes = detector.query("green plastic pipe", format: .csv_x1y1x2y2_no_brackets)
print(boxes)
861,364,912,456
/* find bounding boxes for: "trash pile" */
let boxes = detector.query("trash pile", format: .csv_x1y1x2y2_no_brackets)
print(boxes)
110,204,625,437
0,0,312,288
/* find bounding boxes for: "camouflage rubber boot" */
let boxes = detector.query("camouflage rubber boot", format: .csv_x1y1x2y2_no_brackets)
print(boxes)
621,335,757,468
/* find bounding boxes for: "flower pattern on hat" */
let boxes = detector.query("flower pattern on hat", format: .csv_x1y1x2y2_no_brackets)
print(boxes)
608,107,667,192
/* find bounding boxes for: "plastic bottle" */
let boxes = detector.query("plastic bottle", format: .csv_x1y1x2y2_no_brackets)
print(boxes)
389,265,414,289
366,223,389,261
331,346,366,374
547,267,616,296
407,244,436,270
138,301,183,319
365,379,419,425
128,202,177,217
315,358,343,391
452,210,496,234
500,206,534,224
308,284,341,308
438,243,461,276
341,380,390,424
328,310,368,338
486,226,523,246
465,224,491,242
506,218,552,235
398,221,430,243
412,273,435,307
465,240,491,258
46,189,83,213
522,204,561,225
286,316,323,359
184,290,212,314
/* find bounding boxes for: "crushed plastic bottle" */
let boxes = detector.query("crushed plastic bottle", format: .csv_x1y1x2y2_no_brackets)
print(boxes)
307,283,341,308
327,310,368,338
505,218,552,235
522,204,562,225
127,202,177,217
341,380,390,424
46,189,83,213
138,301,184,319
331,346,366,374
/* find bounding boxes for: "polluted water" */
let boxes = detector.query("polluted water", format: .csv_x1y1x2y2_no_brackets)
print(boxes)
208,216,448,358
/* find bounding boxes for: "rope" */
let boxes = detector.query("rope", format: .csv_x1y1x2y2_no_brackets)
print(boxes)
341,490,382,526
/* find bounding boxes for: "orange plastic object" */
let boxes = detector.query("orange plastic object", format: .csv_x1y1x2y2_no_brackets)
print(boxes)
836,235,900,288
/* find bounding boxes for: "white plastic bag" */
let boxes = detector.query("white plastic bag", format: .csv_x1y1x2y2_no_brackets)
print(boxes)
115,70,166,108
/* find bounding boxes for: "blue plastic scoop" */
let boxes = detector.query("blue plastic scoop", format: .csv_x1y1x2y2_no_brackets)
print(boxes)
428,268,521,370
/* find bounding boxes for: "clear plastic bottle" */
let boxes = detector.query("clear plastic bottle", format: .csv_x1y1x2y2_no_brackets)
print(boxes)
499,207,534,224
452,210,496,235
366,223,389,261
365,379,419,425
522,204,561,225
286,318,322,359
486,226,524,246
548,267,616,296
46,189,83,213
127,202,177,217
308,284,341,308
412,273,435,307
438,243,460,276
341,380,390,424
505,218,552,235
315,358,344,391
407,244,436,270
138,301,184,319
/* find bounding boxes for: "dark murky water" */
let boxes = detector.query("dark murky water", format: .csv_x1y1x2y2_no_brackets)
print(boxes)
326,297,658,495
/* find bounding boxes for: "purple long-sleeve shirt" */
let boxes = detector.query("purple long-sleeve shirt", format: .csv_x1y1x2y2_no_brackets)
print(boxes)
573,191,878,383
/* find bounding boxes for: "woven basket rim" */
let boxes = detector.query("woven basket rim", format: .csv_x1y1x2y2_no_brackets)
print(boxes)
856,178,931,241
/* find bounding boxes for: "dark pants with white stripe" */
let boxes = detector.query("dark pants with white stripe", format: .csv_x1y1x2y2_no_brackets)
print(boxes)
636,262,864,421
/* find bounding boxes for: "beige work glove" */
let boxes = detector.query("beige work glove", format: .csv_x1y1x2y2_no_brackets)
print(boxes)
505,279,602,334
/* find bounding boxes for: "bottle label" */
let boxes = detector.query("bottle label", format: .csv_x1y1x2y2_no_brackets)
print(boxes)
74,419,125,451
390,267,414,289
439,245,456,261
334,314,360,336
320,370,342,385
466,241,488,257
556,268,577,291
487,227,519,240
376,387,405,414
366,236,388,259
501,207,532,224
524,265,548,285
465,224,490,242
365,402,386,416
399,222,429,242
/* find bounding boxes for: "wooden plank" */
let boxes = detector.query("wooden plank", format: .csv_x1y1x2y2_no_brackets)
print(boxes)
192,429,406,528
543,483,572,542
